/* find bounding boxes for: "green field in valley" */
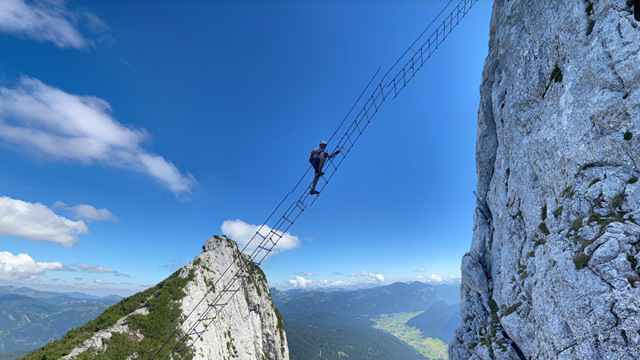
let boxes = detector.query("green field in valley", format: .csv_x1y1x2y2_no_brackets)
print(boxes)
369,312,448,360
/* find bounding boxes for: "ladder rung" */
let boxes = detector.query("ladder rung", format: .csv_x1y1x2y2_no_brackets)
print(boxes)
209,303,227,307
172,345,193,353
198,317,216,321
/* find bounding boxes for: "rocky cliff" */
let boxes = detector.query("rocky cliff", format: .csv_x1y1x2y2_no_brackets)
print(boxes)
179,236,289,360
20,235,288,360
449,1,640,359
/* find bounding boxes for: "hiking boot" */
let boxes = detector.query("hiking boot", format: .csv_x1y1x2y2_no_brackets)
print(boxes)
310,189,320,195
316,172,325,176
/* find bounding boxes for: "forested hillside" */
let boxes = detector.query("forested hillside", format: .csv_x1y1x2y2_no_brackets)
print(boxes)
275,282,460,360
285,312,427,360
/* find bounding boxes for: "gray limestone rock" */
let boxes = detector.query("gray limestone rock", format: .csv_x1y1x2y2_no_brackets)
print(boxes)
180,235,289,360
450,1,640,359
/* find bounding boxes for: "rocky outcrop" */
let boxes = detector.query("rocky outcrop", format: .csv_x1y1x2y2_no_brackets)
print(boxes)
62,307,148,359
450,1,640,359
179,235,288,360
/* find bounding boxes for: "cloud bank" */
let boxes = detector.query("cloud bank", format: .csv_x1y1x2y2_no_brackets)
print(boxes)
221,219,301,257
94,279,114,285
284,270,385,290
0,251,65,281
294,271,316,276
347,270,385,283
0,196,88,247
0,76,196,199
0,251,130,284
287,276,356,290
0,0,110,49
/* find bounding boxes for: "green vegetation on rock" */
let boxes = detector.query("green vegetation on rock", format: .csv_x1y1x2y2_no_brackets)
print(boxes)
573,254,591,270
20,269,196,360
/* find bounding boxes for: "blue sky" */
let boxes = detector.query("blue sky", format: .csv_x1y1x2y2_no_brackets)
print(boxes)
0,0,492,296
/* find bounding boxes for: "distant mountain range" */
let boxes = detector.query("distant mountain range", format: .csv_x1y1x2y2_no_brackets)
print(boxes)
272,281,460,317
273,282,460,360
0,286,121,355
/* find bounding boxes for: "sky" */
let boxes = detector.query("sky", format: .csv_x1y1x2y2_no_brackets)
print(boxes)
0,0,493,296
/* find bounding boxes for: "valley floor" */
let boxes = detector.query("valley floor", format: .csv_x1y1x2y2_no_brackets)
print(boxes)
368,312,448,360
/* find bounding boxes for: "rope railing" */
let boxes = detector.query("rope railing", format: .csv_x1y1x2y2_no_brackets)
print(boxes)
152,0,479,358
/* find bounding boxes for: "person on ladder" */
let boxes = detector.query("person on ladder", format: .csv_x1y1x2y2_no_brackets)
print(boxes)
309,140,340,195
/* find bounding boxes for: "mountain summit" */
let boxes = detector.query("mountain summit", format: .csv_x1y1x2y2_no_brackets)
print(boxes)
450,1,640,359
20,235,288,360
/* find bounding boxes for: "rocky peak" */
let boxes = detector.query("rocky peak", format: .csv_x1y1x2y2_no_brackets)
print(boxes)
19,235,288,360
180,235,289,360
450,1,640,359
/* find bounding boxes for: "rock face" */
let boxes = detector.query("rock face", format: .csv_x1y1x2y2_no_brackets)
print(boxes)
449,1,640,359
179,236,289,360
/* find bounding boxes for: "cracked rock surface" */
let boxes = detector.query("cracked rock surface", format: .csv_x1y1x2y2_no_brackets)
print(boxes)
179,236,289,360
449,1,640,359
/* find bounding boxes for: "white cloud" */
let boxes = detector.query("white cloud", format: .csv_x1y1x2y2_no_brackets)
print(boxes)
0,196,88,247
410,274,461,284
0,0,90,49
53,202,118,222
221,219,301,257
0,252,65,281
68,262,129,277
94,279,114,285
287,276,355,289
0,76,197,199
414,268,427,272
333,271,342,275
294,271,316,276
347,270,385,283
